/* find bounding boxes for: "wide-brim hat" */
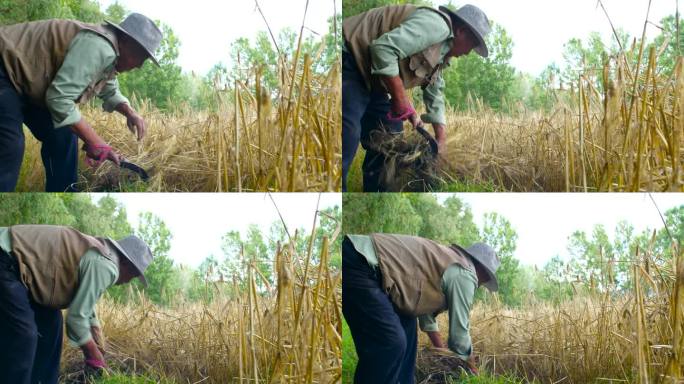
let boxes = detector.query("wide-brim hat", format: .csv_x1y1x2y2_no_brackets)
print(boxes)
105,13,162,67
438,4,491,58
107,235,153,287
453,242,499,292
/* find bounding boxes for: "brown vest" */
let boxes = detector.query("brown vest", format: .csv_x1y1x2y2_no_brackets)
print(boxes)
371,233,475,317
9,225,119,309
0,19,120,107
343,5,452,90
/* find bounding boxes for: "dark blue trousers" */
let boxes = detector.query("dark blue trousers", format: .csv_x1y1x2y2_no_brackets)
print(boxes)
342,50,403,192
342,237,417,384
0,62,79,192
0,249,63,384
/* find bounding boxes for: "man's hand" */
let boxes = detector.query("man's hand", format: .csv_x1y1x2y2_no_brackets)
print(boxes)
115,103,146,140
71,119,122,166
466,354,479,375
382,75,417,123
81,339,107,372
91,326,106,355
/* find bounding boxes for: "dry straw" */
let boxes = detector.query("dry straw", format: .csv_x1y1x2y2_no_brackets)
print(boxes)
434,3,683,192
60,215,341,383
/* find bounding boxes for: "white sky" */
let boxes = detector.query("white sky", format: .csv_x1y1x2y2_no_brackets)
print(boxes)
99,0,341,75
435,0,678,75
448,193,684,267
94,193,341,267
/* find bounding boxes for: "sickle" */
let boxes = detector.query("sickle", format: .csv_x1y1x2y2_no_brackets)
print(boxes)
120,160,150,181
415,124,439,157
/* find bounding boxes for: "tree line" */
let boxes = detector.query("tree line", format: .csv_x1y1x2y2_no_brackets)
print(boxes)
343,193,683,307
0,194,341,306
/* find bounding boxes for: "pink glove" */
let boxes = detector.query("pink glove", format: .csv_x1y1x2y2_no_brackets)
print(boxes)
85,358,107,369
386,105,417,122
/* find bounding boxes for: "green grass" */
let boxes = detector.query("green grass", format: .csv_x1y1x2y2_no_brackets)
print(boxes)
88,372,176,384
342,316,357,384
457,373,530,384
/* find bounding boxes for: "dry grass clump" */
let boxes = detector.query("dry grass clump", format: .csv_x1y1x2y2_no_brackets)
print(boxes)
19,54,341,192
363,127,446,192
60,235,341,384
441,52,683,192
415,348,470,384
420,243,684,383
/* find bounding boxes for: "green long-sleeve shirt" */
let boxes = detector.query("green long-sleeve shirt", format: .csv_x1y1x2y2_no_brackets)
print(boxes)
0,227,119,347
45,30,129,128
347,234,475,359
369,8,453,125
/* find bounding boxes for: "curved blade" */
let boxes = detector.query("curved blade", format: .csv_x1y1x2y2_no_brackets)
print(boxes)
120,161,149,181
415,125,439,157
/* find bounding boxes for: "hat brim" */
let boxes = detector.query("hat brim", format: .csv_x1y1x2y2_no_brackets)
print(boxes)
454,244,498,292
438,6,489,58
105,20,160,67
107,238,148,287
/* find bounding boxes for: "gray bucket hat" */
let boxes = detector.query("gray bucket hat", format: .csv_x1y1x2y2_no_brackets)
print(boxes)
453,242,500,292
439,4,491,58
108,235,153,287
106,13,162,66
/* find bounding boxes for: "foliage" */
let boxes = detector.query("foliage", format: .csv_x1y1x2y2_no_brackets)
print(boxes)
443,23,518,112
0,194,131,238
479,212,522,307
342,0,433,18
0,0,104,24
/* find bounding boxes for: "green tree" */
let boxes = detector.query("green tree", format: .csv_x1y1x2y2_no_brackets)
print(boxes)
342,193,422,235
652,14,684,75
116,22,184,111
134,212,177,306
0,194,75,226
534,255,575,305
479,212,522,307
342,0,433,18
442,22,517,112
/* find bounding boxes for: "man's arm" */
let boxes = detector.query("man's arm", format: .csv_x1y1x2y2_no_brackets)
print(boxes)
369,9,452,124
97,78,146,140
66,250,118,363
422,74,447,151
45,31,125,163
443,265,478,365
419,314,446,348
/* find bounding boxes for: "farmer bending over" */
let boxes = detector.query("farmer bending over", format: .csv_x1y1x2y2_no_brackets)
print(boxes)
342,4,491,191
0,13,162,192
342,233,500,383
0,225,154,384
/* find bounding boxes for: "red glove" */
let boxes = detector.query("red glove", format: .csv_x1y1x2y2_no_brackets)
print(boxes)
85,358,107,369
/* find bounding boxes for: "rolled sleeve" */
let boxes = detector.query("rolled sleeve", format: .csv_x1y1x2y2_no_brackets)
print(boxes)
99,78,129,112
45,31,118,128
369,9,451,78
418,313,439,333
66,249,119,347
443,264,477,360
421,74,447,125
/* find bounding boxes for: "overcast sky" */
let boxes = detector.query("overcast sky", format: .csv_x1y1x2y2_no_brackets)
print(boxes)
453,193,684,267
95,193,341,267
99,0,340,75
434,0,678,75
